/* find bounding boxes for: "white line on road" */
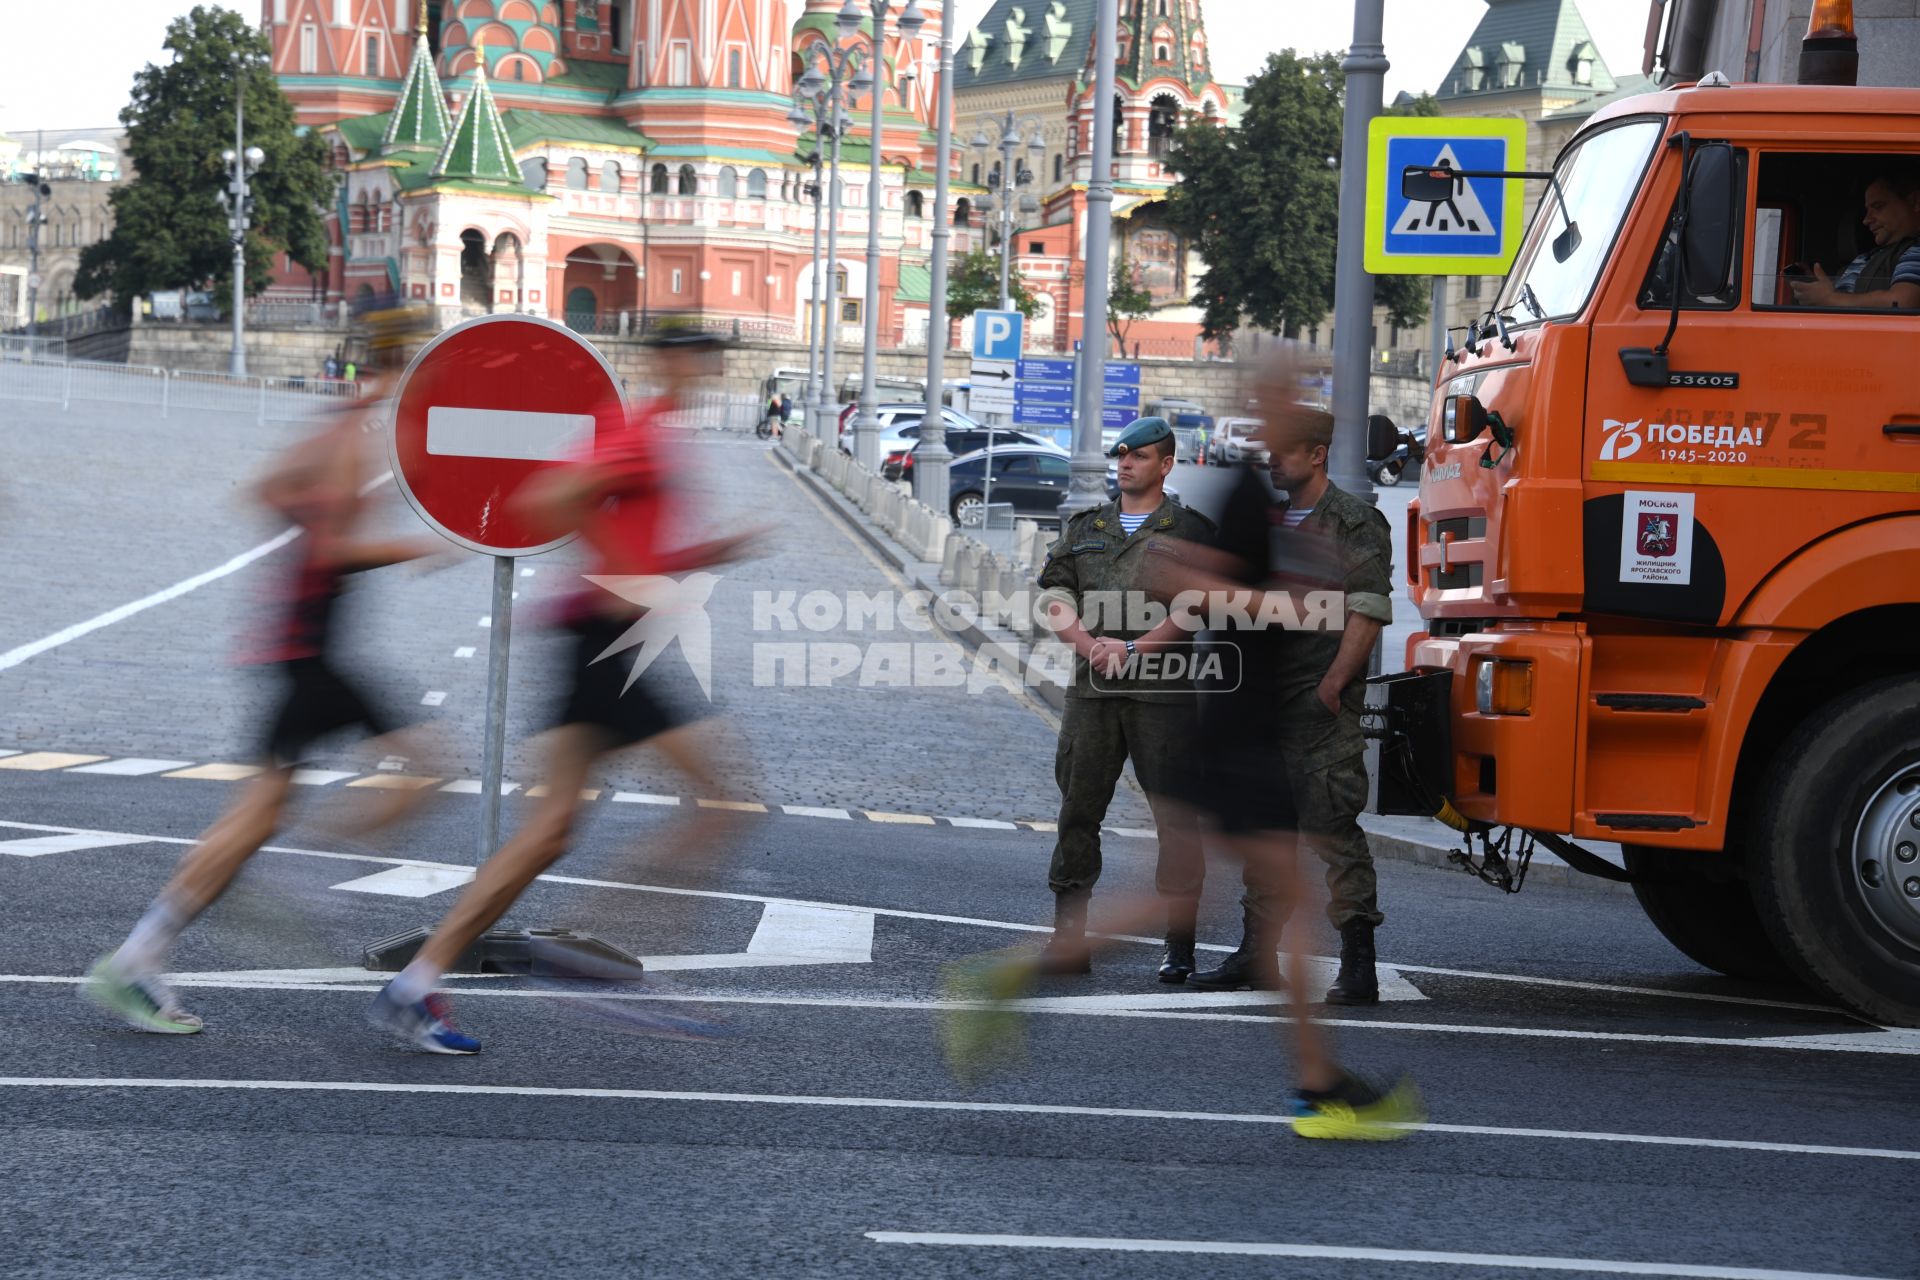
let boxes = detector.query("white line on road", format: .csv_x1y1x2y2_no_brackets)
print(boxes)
862,1233,1899,1278
782,805,850,819
66,758,195,776
329,864,474,898
454,646,476,658
612,792,680,805
0,474,392,674
0,1077,1911,1164
0,833,150,858
0,817,1887,1039
420,691,447,706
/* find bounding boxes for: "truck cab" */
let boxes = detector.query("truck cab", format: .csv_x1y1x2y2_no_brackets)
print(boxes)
1376,80,1920,1024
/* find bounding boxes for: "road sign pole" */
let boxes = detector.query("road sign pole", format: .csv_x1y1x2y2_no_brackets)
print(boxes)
1065,0,1119,517
1332,0,1387,504
1429,274,1447,385
479,554,514,860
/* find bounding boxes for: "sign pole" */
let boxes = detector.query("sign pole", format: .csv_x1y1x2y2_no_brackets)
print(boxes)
1429,275,1448,384
479,553,515,860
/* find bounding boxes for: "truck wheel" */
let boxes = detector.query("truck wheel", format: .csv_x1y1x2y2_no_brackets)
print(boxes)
1749,674,1920,1026
1623,847,1792,982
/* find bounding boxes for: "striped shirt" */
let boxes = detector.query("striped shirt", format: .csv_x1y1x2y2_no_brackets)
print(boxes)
1117,511,1150,536
1835,240,1920,294
1282,505,1314,529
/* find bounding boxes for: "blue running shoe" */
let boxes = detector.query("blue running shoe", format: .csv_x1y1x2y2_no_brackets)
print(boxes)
367,989,480,1054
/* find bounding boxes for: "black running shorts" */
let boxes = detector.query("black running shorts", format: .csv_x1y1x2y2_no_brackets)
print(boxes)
554,614,688,748
262,657,402,766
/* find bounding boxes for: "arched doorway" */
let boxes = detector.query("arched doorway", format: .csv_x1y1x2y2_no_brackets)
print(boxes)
458,228,492,313
491,232,525,312
560,243,640,332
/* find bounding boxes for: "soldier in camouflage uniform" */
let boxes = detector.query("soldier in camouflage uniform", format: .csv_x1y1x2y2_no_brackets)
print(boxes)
1032,417,1216,979
1189,408,1395,1005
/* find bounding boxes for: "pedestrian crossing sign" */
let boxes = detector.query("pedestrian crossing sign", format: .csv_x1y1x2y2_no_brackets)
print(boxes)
1364,116,1529,275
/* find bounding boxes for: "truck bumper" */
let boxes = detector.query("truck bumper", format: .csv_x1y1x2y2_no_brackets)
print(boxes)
1371,627,1586,832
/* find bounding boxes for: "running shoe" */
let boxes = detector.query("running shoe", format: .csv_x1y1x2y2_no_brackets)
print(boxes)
366,989,481,1054
82,958,204,1034
937,950,1040,1086
1291,1072,1426,1140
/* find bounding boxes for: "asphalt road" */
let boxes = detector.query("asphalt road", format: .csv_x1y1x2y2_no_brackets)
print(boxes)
2,395,1917,1279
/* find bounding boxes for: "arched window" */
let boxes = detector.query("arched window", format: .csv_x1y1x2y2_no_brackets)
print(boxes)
746,168,767,199
905,190,923,218
649,163,669,194
1148,94,1180,158
566,157,589,189
678,164,697,194
954,197,970,227
718,166,738,198
1154,44,1169,62
601,160,620,192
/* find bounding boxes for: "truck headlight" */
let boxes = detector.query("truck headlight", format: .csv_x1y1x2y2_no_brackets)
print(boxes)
1474,658,1534,716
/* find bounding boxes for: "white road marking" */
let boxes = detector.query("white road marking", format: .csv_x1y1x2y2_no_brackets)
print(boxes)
439,779,520,795
782,805,851,819
0,752,109,771
944,816,1015,830
0,1076,1912,1164
0,816,1893,1041
420,691,447,706
291,770,358,786
0,833,150,858
65,758,194,776
479,616,491,627
162,967,387,985
641,902,876,971
613,792,681,805
1390,963,1855,1019
0,529,298,672
862,1233,1898,1278
454,646,476,658
330,865,474,898
1026,966,1427,1006
1104,827,1155,839
0,750,18,758
164,763,262,781
520,568,535,577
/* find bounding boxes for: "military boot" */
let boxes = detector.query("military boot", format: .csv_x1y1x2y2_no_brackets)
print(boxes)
1035,889,1092,976
1323,919,1379,1006
1187,906,1283,991
1156,897,1199,984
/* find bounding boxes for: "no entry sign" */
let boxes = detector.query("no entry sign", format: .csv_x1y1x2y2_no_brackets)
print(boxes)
388,313,625,556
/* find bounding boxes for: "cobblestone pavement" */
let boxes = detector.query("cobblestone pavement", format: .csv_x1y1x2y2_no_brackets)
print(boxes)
0,390,1152,827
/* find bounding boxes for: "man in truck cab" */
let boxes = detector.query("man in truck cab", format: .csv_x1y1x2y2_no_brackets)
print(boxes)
1788,166,1920,309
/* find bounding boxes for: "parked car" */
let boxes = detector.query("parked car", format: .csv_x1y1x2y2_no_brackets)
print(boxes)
1208,417,1269,467
838,402,980,452
947,445,1075,527
1145,397,1215,463
886,426,1061,481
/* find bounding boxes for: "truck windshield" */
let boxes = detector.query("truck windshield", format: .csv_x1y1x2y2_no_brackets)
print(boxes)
1498,118,1663,324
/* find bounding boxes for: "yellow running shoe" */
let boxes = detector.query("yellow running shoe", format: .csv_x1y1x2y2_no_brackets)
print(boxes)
1291,1072,1426,1140
937,951,1040,1086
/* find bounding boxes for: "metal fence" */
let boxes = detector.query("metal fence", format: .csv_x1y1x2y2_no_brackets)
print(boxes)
0,355,358,423
0,335,69,364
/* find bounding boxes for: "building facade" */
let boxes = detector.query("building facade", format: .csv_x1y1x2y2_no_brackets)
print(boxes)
265,0,981,343
0,129,128,328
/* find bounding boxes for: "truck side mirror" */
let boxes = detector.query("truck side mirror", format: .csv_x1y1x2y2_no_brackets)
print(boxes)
1367,414,1400,462
1401,167,1456,204
1681,142,1738,297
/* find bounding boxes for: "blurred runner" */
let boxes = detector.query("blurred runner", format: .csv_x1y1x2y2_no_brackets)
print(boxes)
82,304,442,1035
940,349,1423,1141
366,326,761,1054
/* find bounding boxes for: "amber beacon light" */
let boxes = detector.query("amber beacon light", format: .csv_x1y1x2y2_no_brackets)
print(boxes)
1798,0,1859,85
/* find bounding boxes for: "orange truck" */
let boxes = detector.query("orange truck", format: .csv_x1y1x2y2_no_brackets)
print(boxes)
1368,12,1920,1025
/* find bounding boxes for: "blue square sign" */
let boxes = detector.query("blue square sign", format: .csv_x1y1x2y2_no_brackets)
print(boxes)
971,310,1025,362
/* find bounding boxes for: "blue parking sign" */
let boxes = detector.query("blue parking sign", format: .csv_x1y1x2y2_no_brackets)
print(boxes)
972,310,1024,362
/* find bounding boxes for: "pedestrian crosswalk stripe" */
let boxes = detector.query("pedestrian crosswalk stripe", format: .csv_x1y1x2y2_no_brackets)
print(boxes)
0,752,109,771
163,763,262,781
67,758,195,776
345,774,440,790
291,770,359,786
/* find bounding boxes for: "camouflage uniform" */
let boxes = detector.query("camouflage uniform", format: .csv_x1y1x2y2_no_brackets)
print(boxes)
1239,479,1395,930
1036,496,1216,898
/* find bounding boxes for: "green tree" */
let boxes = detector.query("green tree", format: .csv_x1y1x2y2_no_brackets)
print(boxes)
1106,250,1155,350
1162,52,1437,340
76,5,332,310
945,248,1040,321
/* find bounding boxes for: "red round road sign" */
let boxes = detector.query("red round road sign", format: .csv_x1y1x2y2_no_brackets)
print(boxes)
388,313,625,556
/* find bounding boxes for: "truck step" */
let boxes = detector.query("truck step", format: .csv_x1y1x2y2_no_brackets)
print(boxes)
1594,812,1699,831
1593,693,1708,712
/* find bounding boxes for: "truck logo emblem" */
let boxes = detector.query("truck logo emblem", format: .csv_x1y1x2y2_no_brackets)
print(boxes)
1600,418,1644,461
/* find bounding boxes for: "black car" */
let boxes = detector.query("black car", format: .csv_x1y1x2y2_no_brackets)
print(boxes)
884,426,1058,480
947,445,1075,527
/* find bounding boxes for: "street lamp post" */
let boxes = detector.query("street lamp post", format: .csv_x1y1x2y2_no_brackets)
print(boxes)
1330,0,1386,502
1064,0,1120,517
796,5,874,452
851,0,926,474
916,0,957,512
23,142,49,339
216,73,265,377
968,110,1044,518
788,97,830,425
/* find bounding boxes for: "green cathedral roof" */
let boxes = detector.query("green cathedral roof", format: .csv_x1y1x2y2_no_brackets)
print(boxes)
433,64,521,185
385,33,452,150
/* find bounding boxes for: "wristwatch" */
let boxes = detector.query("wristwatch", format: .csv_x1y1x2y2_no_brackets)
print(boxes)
1124,639,1138,657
